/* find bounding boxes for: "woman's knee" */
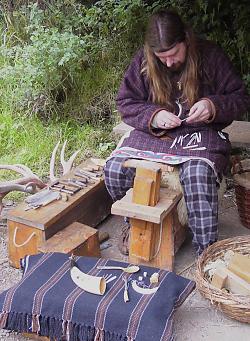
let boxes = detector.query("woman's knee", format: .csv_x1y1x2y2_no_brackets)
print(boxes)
104,157,135,201
179,159,216,184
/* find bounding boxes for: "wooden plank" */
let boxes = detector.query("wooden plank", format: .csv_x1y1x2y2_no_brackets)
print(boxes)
136,167,161,205
113,120,250,147
228,252,250,283
211,268,228,289
8,221,44,268
124,159,174,172
111,190,182,224
222,268,250,295
130,219,155,261
129,213,174,270
132,177,153,205
130,171,156,261
38,222,100,257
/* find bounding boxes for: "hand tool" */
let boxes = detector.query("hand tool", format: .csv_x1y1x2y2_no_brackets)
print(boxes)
106,275,117,284
82,166,101,172
76,168,101,178
59,179,86,188
74,171,95,183
70,177,88,184
96,265,140,273
123,277,129,302
49,186,75,195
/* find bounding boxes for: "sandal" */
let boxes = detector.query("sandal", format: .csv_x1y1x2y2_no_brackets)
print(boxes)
118,223,130,256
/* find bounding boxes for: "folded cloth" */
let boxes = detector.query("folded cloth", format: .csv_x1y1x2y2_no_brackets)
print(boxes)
0,253,195,341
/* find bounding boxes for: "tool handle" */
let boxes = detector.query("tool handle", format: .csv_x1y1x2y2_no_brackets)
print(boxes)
97,266,123,271
124,289,129,302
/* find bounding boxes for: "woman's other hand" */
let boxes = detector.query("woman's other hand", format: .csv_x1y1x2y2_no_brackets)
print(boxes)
186,99,215,123
151,110,182,129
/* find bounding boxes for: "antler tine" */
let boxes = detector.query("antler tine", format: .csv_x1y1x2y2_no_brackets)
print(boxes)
15,164,39,178
60,140,80,175
0,164,46,188
49,140,60,182
0,164,29,177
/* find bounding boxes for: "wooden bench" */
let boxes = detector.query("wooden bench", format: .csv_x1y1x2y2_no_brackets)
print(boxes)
111,159,186,271
7,159,112,268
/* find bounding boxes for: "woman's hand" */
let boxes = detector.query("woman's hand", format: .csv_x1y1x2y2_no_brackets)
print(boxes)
186,99,214,123
151,110,181,129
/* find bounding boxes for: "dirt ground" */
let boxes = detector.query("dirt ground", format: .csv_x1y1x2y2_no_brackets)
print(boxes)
0,192,250,341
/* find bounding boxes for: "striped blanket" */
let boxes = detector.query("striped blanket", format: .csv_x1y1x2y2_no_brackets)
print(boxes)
0,253,195,341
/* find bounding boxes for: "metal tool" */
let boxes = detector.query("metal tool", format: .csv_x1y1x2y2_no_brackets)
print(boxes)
106,275,117,284
123,277,129,302
74,171,95,184
59,179,86,188
24,204,41,211
70,177,88,184
76,168,101,179
103,274,113,281
49,186,75,195
96,265,140,273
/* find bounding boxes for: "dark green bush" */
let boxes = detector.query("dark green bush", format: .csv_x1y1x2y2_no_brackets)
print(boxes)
0,0,249,121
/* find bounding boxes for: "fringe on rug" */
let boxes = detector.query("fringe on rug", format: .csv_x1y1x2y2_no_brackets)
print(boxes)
1,311,134,341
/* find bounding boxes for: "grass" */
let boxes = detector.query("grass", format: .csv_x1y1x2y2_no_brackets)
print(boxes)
0,111,117,181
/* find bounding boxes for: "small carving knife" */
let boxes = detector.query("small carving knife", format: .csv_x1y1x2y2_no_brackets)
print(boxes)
123,277,129,302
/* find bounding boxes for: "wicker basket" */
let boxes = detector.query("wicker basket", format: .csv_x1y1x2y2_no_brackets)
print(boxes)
196,236,250,323
233,159,250,229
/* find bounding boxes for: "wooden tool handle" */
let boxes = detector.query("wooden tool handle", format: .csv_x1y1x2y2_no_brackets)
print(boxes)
124,289,129,302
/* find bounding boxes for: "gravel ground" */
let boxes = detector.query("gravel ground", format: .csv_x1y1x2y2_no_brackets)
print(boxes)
0,208,27,341
0,185,250,341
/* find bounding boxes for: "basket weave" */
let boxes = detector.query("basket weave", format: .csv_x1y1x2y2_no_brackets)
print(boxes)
233,159,250,229
196,236,250,323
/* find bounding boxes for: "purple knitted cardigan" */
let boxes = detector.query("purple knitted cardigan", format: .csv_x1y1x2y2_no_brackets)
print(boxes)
116,40,250,174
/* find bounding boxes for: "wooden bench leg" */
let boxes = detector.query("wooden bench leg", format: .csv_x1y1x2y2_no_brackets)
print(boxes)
129,212,174,271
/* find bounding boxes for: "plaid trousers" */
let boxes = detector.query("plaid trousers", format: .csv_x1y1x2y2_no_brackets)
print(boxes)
104,157,218,255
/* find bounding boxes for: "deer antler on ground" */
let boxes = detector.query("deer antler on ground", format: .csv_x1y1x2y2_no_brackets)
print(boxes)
49,140,80,182
0,165,46,214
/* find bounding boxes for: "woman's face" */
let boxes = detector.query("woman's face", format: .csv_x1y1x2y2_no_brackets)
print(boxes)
154,42,187,72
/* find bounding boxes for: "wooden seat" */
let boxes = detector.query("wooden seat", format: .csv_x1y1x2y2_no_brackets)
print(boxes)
38,221,101,257
111,159,187,271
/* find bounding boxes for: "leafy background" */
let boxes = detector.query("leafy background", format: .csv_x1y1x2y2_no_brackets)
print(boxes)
0,0,249,179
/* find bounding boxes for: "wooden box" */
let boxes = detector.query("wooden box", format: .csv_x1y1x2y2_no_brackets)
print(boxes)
7,160,112,268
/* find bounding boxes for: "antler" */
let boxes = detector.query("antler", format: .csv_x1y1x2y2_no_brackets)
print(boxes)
0,164,46,214
50,140,80,182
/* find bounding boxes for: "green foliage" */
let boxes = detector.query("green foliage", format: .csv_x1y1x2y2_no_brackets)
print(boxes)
0,110,115,180
0,0,249,180
0,1,147,120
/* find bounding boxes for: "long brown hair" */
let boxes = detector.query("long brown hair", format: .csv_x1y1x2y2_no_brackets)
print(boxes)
143,10,200,110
